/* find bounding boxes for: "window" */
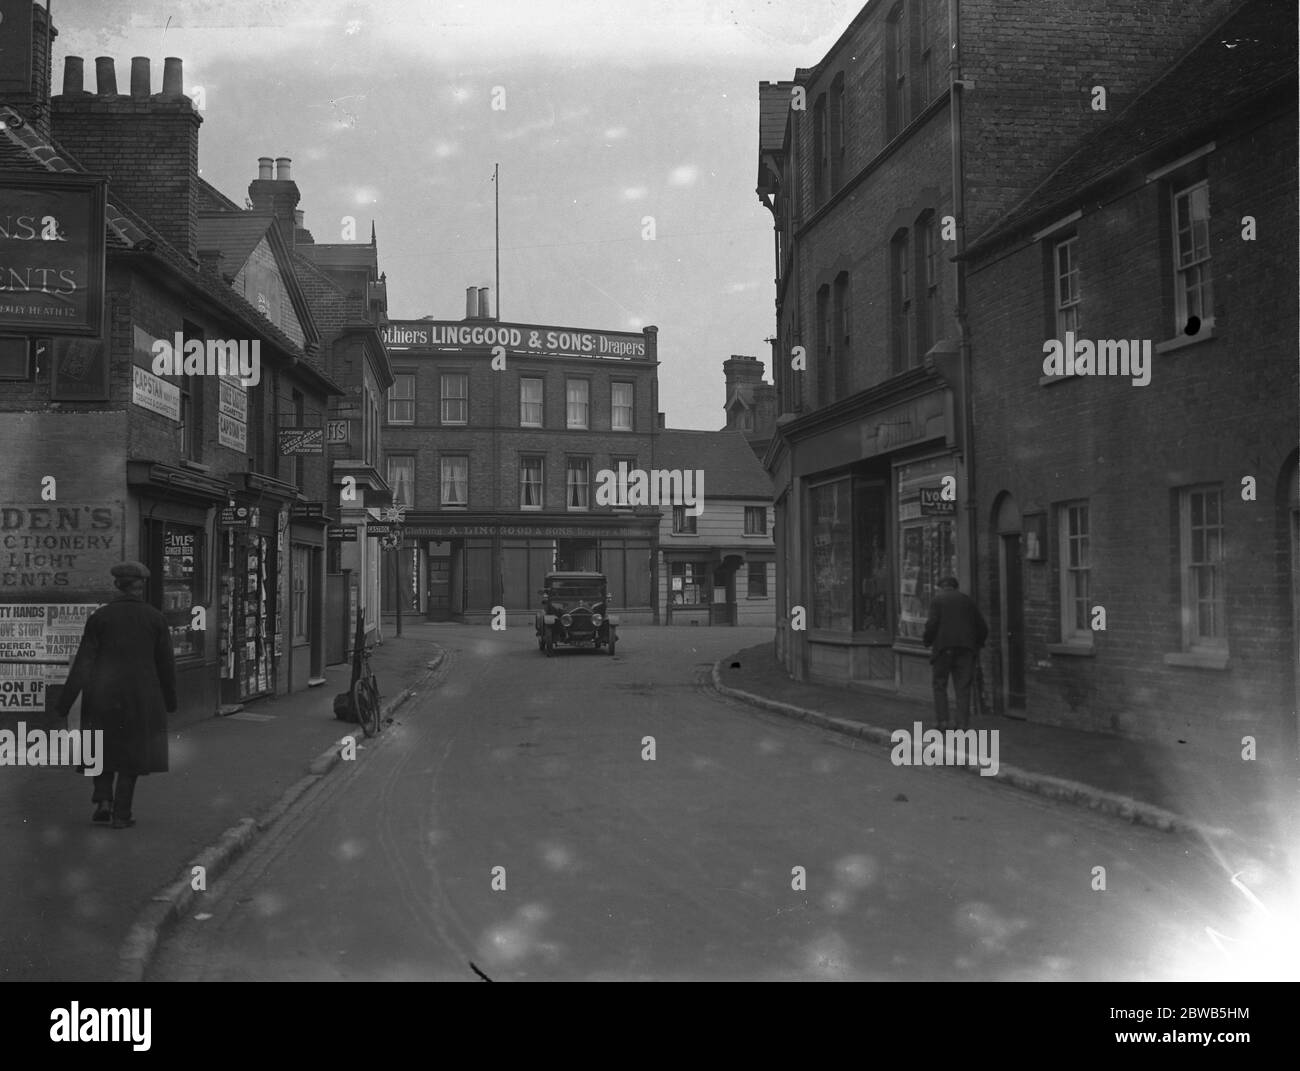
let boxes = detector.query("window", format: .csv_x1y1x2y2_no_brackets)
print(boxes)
829,73,846,192
1173,181,1213,331
610,456,637,505
292,545,309,644
566,458,590,510
918,0,935,108
520,377,543,427
159,522,204,658
1054,236,1080,338
441,373,468,424
388,373,415,424
1058,502,1091,644
748,562,768,598
611,382,634,431
672,505,697,534
745,506,767,535
178,321,204,462
387,455,414,507
813,93,829,206
896,458,957,642
290,389,305,489
440,456,468,506
816,285,832,406
670,562,710,606
891,229,912,370
566,379,589,429
520,456,544,509
887,2,909,136
1180,486,1225,650
918,213,940,353
833,271,851,396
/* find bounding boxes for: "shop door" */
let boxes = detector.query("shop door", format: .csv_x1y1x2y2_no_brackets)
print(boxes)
427,558,451,621
999,533,1026,713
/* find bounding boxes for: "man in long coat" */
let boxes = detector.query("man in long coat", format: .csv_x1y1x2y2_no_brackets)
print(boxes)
55,561,177,828
922,576,989,730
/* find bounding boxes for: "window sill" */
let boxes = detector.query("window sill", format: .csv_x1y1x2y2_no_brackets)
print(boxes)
1155,325,1216,354
742,532,768,539
670,532,699,538
1163,650,1229,670
1047,642,1095,657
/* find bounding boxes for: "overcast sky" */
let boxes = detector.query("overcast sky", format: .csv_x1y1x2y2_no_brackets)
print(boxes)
51,0,858,429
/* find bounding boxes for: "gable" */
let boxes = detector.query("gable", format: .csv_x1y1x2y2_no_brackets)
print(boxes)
233,236,307,347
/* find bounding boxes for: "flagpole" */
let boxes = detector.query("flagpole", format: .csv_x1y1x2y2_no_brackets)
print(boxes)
494,162,500,320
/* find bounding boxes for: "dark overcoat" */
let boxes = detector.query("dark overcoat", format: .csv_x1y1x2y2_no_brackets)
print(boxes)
922,588,989,662
55,592,177,775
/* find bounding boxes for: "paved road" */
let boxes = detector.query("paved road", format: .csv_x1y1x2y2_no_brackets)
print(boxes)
149,625,1242,981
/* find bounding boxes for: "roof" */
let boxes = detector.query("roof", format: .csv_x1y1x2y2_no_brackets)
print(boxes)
759,81,792,153
968,0,1296,255
197,177,244,213
296,242,378,271
197,212,278,271
653,429,773,499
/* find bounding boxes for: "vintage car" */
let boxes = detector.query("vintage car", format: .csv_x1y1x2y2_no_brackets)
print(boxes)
535,571,619,656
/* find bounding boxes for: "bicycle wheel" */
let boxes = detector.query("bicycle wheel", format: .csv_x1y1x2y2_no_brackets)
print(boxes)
352,678,380,737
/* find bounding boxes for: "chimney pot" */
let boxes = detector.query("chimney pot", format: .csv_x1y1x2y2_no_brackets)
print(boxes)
130,57,150,98
466,286,477,319
294,209,305,226
477,287,491,319
257,157,274,180
94,57,117,96
62,56,85,95
275,157,292,181
161,57,183,97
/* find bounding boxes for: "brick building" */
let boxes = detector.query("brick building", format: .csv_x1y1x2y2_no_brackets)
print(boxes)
757,0,1238,700
720,353,777,460
963,0,1298,751
380,293,661,624
0,3,348,720
653,429,775,626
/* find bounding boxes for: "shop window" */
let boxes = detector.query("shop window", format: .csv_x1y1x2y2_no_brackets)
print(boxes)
160,523,204,659
747,562,768,598
388,373,416,424
810,479,852,630
896,458,957,643
671,562,711,607
672,506,697,534
744,506,767,535
0,336,33,380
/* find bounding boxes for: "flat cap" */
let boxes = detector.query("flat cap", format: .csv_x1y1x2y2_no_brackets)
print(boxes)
110,561,151,580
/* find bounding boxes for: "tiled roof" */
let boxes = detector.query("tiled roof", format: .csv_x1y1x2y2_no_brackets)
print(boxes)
293,251,361,338
197,177,244,213
969,0,1296,254
197,212,276,273
296,242,378,270
653,429,774,499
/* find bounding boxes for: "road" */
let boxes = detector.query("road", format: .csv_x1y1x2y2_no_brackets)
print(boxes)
148,625,1238,981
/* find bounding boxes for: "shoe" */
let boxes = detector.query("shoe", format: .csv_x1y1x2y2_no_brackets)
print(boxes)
110,817,136,829
92,804,112,824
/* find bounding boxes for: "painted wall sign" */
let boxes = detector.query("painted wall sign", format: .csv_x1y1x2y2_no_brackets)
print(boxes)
279,427,323,455
327,526,357,542
382,320,649,360
0,504,124,594
325,419,350,444
131,364,181,421
0,170,107,335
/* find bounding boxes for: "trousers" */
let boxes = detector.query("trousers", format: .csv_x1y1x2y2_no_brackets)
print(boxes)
91,771,138,819
932,647,977,728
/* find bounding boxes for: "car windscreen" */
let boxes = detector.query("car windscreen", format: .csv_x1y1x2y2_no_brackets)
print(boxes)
546,582,605,602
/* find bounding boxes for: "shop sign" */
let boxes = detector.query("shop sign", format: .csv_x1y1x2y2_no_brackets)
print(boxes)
279,427,323,455
327,526,357,542
365,522,395,537
919,487,956,515
131,365,180,421
325,420,350,444
382,320,648,360
220,505,258,527
291,502,326,519
408,524,615,539
219,378,247,421
1,504,123,595
0,170,106,335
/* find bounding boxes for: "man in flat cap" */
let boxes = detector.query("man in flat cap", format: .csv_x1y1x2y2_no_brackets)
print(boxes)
55,561,177,828
922,576,989,730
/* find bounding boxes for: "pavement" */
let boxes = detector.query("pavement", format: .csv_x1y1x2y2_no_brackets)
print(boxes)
0,620,447,983
714,643,1300,864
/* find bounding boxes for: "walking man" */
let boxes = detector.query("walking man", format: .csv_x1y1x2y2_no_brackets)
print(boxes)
55,561,177,828
922,576,988,730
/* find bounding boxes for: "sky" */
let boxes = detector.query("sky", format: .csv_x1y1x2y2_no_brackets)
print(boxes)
50,0,860,429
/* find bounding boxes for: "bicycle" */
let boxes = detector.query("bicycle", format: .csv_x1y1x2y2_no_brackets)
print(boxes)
351,643,382,737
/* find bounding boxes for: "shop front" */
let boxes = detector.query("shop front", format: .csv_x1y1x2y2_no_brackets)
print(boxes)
403,516,658,625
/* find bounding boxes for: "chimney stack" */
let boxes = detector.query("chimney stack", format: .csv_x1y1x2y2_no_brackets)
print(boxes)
248,155,301,252
465,286,478,319
477,287,491,319
6,4,58,138
52,52,203,261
